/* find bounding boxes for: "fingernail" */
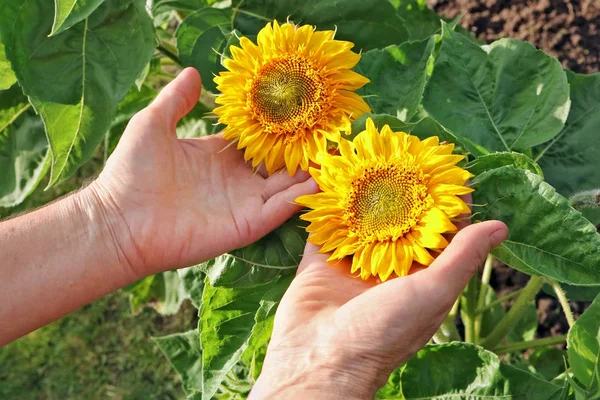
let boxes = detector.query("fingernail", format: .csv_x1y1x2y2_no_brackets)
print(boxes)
489,227,509,247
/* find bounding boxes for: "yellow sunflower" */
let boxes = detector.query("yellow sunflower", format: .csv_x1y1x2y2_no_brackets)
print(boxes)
213,20,371,176
296,118,473,281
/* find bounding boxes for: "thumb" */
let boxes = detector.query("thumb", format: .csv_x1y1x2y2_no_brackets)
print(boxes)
418,220,508,301
148,67,202,130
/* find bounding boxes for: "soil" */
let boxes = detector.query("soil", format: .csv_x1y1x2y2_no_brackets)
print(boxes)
427,0,599,340
429,0,600,73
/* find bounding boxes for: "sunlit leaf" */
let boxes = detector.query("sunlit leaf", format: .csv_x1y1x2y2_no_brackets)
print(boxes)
473,166,600,284
568,294,600,390
51,0,105,36
154,330,203,394
0,0,155,185
355,37,435,121
423,24,570,155
0,43,16,90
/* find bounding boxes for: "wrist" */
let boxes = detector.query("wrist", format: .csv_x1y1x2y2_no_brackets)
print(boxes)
70,183,144,283
250,347,381,399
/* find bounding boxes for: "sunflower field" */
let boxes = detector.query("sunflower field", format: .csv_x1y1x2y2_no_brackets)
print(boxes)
1,0,600,399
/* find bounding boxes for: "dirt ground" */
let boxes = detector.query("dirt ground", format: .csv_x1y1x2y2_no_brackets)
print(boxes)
429,0,599,338
429,0,600,73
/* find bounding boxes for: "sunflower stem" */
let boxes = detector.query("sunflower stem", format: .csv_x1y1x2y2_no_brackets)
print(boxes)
433,298,461,343
548,278,576,328
480,275,544,350
463,276,479,344
475,288,524,315
473,254,494,343
493,335,567,355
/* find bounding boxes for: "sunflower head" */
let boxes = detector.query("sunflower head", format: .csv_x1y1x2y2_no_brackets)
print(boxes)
214,20,371,176
296,118,473,281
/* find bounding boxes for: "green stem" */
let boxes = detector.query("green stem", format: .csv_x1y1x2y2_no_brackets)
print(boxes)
433,299,461,343
494,335,567,355
475,288,524,315
549,279,576,328
480,275,545,350
463,276,479,343
474,254,494,343
157,45,182,67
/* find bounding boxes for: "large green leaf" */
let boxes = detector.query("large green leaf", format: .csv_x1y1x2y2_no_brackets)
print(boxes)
177,8,233,93
392,0,444,41
200,275,292,400
232,0,410,52
0,43,16,90
355,37,435,121
536,71,600,200
0,86,49,208
376,366,405,399
0,0,155,185
472,166,600,285
177,266,205,309
568,294,600,391
423,24,570,156
401,343,562,399
528,347,567,382
123,271,188,315
198,216,306,288
154,330,203,394
51,0,105,36
466,152,544,177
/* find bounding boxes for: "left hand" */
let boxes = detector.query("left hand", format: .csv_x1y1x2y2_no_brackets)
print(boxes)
88,68,318,277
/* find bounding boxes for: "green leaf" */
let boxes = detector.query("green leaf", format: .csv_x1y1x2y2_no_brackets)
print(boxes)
466,152,544,177
392,0,443,41
543,282,600,302
124,271,187,315
154,330,203,394
200,275,292,400
198,216,306,288
536,71,600,198
401,343,562,399
0,86,49,208
50,0,105,36
177,266,205,309
0,43,16,90
376,366,405,399
423,24,570,155
0,0,155,185
177,8,233,93
355,37,435,121
472,166,600,285
528,347,567,382
232,0,410,52
568,294,600,390
153,0,216,15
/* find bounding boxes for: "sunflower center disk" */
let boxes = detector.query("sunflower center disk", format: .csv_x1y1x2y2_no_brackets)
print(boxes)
348,165,429,241
249,56,327,135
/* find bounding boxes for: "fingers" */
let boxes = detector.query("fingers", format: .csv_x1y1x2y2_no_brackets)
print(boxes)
259,178,319,235
148,67,202,130
417,220,508,301
264,169,312,199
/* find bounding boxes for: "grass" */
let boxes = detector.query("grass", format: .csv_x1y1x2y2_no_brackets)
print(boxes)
0,291,198,400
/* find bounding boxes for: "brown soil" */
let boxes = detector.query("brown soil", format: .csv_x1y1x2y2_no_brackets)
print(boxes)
429,0,600,73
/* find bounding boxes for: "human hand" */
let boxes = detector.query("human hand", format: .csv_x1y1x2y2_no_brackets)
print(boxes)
250,219,508,399
85,68,318,277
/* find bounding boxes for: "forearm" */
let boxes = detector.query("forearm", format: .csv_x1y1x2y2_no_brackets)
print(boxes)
0,185,138,346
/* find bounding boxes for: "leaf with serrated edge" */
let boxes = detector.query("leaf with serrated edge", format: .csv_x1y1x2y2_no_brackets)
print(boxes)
473,166,600,285
51,0,105,36
424,23,570,155
0,0,155,185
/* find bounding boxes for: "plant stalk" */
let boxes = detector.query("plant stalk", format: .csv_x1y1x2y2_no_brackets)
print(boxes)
475,288,524,315
480,275,545,350
463,276,479,343
548,279,576,328
157,45,182,67
473,254,494,343
493,334,567,355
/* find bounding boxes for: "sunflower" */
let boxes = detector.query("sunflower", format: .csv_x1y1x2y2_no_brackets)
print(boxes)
296,118,473,281
213,21,371,176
